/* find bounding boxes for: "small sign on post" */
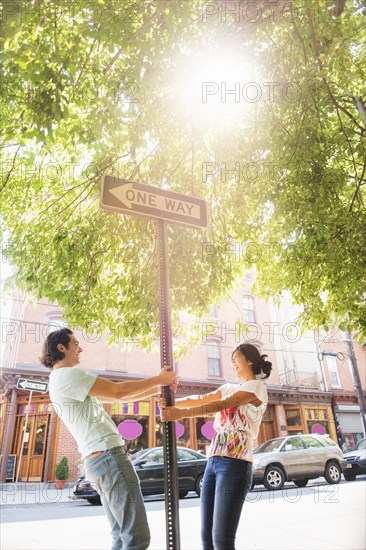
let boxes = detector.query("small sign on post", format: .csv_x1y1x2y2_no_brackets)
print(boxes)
16,379,48,393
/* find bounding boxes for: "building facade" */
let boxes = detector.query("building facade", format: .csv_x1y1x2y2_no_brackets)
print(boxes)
1,278,365,483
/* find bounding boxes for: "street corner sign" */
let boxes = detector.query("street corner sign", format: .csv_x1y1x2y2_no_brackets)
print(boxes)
100,175,207,229
16,378,48,393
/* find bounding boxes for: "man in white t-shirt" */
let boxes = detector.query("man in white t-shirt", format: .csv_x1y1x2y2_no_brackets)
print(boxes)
41,328,177,550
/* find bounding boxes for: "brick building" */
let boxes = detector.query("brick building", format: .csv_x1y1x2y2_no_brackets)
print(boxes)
1,274,365,483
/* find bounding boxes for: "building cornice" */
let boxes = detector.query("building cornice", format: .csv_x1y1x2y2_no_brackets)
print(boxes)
1,366,50,393
0,366,342,406
332,390,364,405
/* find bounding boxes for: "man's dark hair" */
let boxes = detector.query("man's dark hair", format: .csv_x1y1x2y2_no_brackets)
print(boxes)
40,328,73,370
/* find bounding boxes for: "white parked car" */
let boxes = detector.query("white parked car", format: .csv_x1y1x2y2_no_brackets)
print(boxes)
252,434,348,490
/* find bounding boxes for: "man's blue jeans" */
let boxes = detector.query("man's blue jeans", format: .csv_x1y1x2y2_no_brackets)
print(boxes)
201,456,253,550
84,446,150,550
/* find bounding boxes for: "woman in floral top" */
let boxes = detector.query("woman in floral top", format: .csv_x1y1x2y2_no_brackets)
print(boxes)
160,343,272,550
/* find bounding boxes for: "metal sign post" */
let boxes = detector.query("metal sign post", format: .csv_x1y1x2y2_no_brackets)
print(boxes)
157,219,180,549
100,175,207,549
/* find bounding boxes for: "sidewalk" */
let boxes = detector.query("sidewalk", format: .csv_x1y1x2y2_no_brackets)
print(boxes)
1,481,365,550
0,482,74,506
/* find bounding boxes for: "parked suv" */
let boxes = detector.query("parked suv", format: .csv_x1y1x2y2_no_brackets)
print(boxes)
252,434,348,490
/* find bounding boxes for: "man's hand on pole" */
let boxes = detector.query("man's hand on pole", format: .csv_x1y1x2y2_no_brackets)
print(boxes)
157,365,178,392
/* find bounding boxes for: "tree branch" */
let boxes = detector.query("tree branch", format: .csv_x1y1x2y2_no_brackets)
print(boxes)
103,1,168,76
74,34,99,90
0,146,21,194
306,6,364,132
129,142,160,179
334,0,347,17
349,156,366,211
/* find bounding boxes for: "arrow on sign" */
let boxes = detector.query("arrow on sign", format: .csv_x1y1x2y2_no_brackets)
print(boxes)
16,379,48,393
101,176,207,229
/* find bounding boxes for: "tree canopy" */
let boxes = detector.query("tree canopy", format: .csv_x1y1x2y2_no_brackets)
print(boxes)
1,0,365,349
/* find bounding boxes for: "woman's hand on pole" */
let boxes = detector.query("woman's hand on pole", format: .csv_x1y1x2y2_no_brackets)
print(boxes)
160,403,183,422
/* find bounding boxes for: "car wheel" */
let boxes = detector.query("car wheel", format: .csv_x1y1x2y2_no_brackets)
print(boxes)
293,479,308,488
87,497,101,505
324,461,341,484
195,474,204,496
263,466,285,490
179,491,188,499
343,472,356,482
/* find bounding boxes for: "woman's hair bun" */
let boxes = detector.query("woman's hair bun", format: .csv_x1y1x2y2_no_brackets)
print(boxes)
253,354,272,379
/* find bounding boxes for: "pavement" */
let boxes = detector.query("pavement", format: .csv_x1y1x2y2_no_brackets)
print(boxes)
0,482,74,506
1,480,366,550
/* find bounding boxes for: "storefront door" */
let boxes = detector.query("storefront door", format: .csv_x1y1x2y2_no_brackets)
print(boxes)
257,405,275,445
14,415,49,481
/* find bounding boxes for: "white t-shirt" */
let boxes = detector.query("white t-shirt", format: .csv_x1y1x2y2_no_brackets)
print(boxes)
49,367,123,459
208,379,268,462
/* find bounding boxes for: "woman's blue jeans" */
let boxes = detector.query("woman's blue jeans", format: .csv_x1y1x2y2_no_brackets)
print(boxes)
84,446,150,550
201,456,253,550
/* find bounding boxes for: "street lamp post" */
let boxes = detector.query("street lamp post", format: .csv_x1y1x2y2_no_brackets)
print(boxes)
343,330,366,437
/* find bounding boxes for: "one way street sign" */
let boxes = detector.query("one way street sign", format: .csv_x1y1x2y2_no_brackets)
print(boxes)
101,176,207,229
16,378,48,393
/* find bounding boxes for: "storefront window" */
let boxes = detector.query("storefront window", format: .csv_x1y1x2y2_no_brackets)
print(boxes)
306,408,329,436
155,417,191,448
196,418,215,455
111,415,148,454
110,401,150,453
21,420,31,455
262,406,273,422
179,418,191,448
285,409,302,427
34,419,47,455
